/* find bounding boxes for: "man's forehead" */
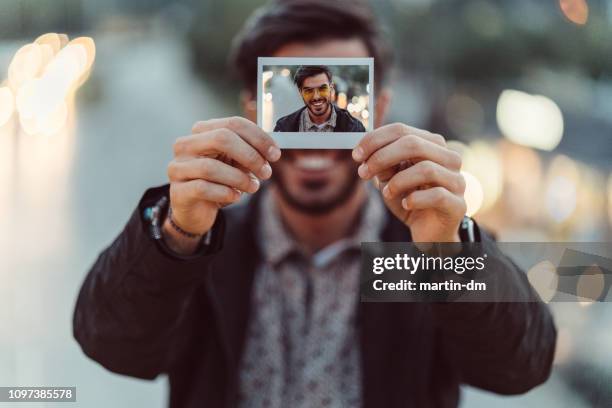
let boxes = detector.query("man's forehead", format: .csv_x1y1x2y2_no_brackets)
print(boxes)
273,38,369,58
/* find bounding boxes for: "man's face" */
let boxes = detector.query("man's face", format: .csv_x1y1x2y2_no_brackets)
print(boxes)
268,39,371,214
300,73,332,118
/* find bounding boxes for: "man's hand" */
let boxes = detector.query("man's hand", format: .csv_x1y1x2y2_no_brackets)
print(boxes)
164,117,281,254
352,123,466,242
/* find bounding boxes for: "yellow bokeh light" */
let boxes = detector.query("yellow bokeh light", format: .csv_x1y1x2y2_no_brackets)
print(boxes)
527,260,558,303
462,141,503,212
548,154,580,183
546,176,577,223
461,170,484,217
262,71,274,86
545,154,580,223
69,37,96,86
0,87,15,127
8,43,44,91
35,32,62,54
16,78,41,120
43,43,86,96
500,142,543,219
496,89,564,151
38,101,69,137
58,33,69,48
7,34,96,137
337,92,347,109
559,0,589,25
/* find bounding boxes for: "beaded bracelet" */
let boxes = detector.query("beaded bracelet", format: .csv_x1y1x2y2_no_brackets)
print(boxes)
167,207,203,239
144,196,168,240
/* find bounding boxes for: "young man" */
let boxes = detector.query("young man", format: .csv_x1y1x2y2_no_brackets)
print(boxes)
273,65,366,132
73,1,557,407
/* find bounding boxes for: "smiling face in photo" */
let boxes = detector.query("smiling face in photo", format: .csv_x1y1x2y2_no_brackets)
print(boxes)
301,73,333,117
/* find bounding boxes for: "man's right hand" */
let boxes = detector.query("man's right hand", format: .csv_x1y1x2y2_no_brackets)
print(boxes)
164,117,281,254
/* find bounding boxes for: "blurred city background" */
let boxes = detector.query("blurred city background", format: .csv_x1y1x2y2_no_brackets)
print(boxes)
262,64,371,131
1,0,611,406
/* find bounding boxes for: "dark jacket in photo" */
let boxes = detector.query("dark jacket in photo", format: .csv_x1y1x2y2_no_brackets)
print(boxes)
274,104,367,132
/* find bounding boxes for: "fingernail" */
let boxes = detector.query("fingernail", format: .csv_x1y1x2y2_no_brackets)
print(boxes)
249,178,260,192
358,163,369,179
260,163,272,179
382,184,391,199
402,198,409,210
267,145,281,161
353,146,364,161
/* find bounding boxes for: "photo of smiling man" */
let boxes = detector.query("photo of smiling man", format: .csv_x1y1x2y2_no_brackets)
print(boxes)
274,65,366,132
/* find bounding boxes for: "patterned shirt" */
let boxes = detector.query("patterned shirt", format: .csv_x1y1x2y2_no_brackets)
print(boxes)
299,105,337,132
238,188,386,408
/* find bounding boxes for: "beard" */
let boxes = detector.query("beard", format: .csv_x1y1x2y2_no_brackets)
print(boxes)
272,153,361,215
306,97,331,117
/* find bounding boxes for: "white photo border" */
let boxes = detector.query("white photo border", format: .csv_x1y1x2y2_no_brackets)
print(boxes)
257,57,374,149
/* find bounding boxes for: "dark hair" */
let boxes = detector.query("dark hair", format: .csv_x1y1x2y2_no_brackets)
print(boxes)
293,66,332,89
230,0,392,93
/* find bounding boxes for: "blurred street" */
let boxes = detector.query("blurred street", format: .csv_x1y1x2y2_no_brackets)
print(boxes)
1,1,612,407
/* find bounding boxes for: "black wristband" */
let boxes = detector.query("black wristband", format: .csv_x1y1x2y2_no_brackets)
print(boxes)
167,207,203,239
143,193,225,260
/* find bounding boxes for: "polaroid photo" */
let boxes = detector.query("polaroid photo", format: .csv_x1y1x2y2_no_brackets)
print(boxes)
257,57,374,149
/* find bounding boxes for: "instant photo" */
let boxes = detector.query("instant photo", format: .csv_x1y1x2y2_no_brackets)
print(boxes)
257,57,374,149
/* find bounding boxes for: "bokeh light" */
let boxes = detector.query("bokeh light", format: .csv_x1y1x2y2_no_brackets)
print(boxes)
262,70,273,85
34,33,62,54
8,43,44,91
337,92,347,109
546,176,577,223
527,260,558,303
559,0,589,25
461,170,484,217
0,87,15,127
545,155,579,223
461,141,503,212
496,89,564,151
500,142,543,221
4,34,96,137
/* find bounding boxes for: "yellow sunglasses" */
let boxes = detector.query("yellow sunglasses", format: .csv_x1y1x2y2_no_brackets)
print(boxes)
301,84,331,99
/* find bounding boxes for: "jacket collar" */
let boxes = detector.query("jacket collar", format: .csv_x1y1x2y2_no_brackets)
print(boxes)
284,104,349,132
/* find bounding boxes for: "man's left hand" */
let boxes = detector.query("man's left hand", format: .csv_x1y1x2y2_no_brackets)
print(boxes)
353,123,466,242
